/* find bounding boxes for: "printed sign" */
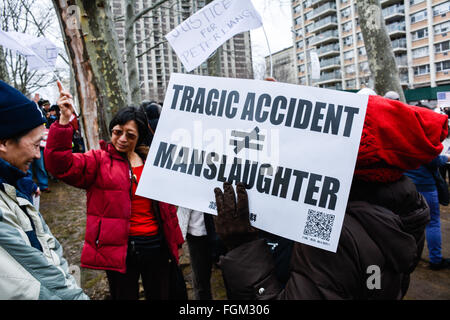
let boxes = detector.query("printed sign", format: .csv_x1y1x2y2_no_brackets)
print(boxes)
136,73,369,252
165,0,262,72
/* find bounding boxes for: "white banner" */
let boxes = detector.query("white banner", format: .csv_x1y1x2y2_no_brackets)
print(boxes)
165,0,262,72
136,74,368,252
0,30,59,71
0,30,35,56
310,51,320,80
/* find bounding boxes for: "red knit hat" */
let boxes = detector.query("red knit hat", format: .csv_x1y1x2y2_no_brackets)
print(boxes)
355,95,448,182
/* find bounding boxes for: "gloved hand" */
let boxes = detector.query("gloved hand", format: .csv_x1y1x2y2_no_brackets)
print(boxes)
214,182,258,250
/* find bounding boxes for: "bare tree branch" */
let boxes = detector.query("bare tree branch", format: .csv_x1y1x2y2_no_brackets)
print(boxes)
131,0,170,25
136,40,167,58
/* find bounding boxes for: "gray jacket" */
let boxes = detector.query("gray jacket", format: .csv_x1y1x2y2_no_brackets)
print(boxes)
0,181,88,300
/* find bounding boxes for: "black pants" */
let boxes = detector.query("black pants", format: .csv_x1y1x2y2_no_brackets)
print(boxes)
187,234,213,300
440,163,450,183
106,235,170,300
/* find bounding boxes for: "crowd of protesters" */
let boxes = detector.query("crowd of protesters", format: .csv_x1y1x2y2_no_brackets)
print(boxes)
1,77,450,301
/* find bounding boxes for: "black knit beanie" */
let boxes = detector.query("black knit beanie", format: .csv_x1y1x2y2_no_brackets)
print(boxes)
0,80,46,139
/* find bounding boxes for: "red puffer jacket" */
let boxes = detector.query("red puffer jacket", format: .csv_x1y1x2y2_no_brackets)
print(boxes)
44,121,184,273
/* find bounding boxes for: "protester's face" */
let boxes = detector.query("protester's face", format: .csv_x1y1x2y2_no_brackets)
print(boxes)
0,125,44,173
43,103,50,111
111,120,139,155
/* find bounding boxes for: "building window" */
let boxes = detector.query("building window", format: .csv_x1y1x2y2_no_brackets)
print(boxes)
299,76,306,84
410,0,425,5
411,27,428,40
346,79,356,88
296,40,304,49
410,9,427,23
305,10,314,21
436,60,450,72
342,21,352,32
294,5,302,14
341,7,351,18
298,52,305,61
412,46,429,58
295,17,302,26
435,41,450,53
356,32,363,42
358,46,366,56
433,2,450,16
344,64,355,75
359,61,369,72
343,35,353,46
305,23,314,33
434,21,450,35
413,64,430,75
344,50,354,60
298,64,305,73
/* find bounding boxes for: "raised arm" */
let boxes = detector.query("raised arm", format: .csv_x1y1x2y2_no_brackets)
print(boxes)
44,81,99,189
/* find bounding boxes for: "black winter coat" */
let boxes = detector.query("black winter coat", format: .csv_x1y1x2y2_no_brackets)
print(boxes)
218,176,430,299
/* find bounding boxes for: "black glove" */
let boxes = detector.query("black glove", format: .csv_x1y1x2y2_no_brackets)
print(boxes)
213,182,258,250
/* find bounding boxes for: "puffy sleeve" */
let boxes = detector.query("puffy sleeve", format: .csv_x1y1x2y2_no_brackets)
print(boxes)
44,121,100,190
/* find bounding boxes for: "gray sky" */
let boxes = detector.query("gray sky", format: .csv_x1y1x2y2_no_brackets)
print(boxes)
250,0,294,79
32,0,294,100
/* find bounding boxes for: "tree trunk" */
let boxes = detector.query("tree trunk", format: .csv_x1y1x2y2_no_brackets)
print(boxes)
53,0,128,149
52,0,100,150
356,0,405,102
80,0,129,132
125,0,141,105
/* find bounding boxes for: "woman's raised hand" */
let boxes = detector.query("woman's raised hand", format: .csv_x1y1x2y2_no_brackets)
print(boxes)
56,81,74,126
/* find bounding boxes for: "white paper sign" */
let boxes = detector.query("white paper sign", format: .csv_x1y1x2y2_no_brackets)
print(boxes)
310,51,320,80
165,0,262,72
437,92,450,108
0,30,60,71
136,73,368,252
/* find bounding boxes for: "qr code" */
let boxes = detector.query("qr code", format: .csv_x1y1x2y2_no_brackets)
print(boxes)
303,209,335,242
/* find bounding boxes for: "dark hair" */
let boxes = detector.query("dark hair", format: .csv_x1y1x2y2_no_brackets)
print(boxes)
109,106,150,148
140,101,161,121
38,98,50,107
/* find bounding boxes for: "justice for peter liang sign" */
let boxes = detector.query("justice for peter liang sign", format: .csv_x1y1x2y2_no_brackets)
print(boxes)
136,73,369,252
165,0,262,72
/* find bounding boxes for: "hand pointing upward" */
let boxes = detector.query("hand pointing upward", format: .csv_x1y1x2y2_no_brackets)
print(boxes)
56,80,74,126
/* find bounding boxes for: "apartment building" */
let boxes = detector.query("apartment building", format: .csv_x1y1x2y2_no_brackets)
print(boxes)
112,0,254,102
265,46,298,84
291,0,450,93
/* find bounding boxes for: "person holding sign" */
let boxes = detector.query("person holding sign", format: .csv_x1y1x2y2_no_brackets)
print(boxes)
212,94,448,299
44,82,184,300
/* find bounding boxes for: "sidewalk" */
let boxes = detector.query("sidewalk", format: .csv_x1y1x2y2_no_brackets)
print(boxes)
404,204,450,300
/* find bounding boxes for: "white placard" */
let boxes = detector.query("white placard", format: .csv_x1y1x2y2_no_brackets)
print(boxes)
310,51,320,80
0,30,59,71
437,92,450,108
165,0,262,72
136,73,368,252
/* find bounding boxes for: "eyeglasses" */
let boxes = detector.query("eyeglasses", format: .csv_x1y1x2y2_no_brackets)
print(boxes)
111,129,138,141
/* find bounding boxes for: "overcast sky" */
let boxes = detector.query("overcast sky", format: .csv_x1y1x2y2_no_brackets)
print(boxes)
32,0,295,100
250,0,294,78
